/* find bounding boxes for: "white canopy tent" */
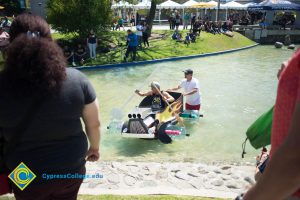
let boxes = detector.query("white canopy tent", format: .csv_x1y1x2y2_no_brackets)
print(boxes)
133,1,151,10
208,0,218,7
221,1,247,10
244,2,258,7
157,0,183,9
111,1,133,9
112,1,136,27
220,1,247,21
204,1,219,19
183,0,198,7
157,0,185,23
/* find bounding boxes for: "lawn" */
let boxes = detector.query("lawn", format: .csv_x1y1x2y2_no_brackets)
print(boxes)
0,195,227,200
0,30,255,68
52,30,256,66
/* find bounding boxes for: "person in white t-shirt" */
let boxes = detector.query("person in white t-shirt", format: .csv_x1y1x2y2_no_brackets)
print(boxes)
168,69,201,111
136,23,143,48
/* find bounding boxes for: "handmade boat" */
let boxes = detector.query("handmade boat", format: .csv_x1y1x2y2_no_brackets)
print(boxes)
108,91,203,143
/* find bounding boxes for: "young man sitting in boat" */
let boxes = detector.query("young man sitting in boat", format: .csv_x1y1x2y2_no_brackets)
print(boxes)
135,82,175,135
135,81,175,112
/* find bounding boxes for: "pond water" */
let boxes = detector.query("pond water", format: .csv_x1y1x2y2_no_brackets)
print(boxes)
83,45,298,164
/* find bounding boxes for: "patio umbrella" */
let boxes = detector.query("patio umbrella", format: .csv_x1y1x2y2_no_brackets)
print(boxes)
183,0,198,7
207,0,218,7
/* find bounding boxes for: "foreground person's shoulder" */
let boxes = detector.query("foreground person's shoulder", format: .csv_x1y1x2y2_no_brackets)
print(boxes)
66,67,87,79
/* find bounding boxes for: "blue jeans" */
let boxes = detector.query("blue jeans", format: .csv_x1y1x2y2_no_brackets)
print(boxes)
88,43,96,59
124,46,137,61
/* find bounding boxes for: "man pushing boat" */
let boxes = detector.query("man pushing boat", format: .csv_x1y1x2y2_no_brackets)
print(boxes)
168,69,201,111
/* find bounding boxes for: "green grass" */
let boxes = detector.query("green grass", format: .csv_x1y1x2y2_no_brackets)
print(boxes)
52,30,256,66
0,195,227,200
0,30,255,69
52,32,78,41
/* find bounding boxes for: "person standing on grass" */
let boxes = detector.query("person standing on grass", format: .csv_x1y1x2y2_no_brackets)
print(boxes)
168,69,201,111
142,23,150,48
136,23,143,49
87,30,97,60
175,14,181,31
130,15,135,27
172,13,176,30
124,29,138,62
191,14,196,30
0,12,101,200
117,17,125,31
183,13,190,30
168,14,173,30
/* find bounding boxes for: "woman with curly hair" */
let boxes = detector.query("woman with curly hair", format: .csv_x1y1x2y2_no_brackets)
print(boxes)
0,13,101,200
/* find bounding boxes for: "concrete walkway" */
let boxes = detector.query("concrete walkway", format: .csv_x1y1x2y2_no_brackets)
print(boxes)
79,161,255,199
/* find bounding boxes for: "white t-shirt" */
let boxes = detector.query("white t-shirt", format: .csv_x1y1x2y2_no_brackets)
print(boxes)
180,78,201,105
136,25,143,36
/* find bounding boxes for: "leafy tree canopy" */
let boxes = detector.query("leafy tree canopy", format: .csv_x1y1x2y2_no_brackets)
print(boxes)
47,0,112,38
0,0,22,16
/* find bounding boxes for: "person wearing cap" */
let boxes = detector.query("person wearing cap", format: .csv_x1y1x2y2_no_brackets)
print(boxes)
168,69,201,111
135,81,174,112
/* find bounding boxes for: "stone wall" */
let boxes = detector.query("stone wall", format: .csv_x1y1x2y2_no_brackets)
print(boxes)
245,29,300,44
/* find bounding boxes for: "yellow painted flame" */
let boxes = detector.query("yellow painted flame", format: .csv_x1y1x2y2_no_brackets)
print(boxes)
156,100,183,123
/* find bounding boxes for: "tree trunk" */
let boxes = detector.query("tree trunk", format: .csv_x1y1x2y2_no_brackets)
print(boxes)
216,0,221,21
146,1,157,37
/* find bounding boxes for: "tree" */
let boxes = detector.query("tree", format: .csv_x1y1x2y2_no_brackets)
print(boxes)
0,0,22,16
47,0,112,38
123,0,187,36
126,0,163,36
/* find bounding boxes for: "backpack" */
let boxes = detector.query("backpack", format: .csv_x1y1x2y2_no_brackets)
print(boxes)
242,106,274,158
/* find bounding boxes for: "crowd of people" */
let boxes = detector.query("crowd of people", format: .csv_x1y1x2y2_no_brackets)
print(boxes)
273,12,296,29
171,15,234,45
60,29,99,66
0,16,98,67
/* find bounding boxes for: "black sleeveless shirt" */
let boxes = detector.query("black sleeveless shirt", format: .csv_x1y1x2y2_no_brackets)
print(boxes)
151,93,165,111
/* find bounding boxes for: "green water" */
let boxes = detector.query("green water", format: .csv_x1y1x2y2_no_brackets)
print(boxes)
83,45,298,164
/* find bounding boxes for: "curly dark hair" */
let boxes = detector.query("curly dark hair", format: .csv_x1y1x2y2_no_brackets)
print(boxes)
1,34,66,97
9,12,52,43
0,12,66,97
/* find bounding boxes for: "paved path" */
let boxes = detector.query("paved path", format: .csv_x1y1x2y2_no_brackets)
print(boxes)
79,161,255,199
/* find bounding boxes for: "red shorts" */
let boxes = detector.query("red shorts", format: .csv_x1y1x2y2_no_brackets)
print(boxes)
185,103,201,111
